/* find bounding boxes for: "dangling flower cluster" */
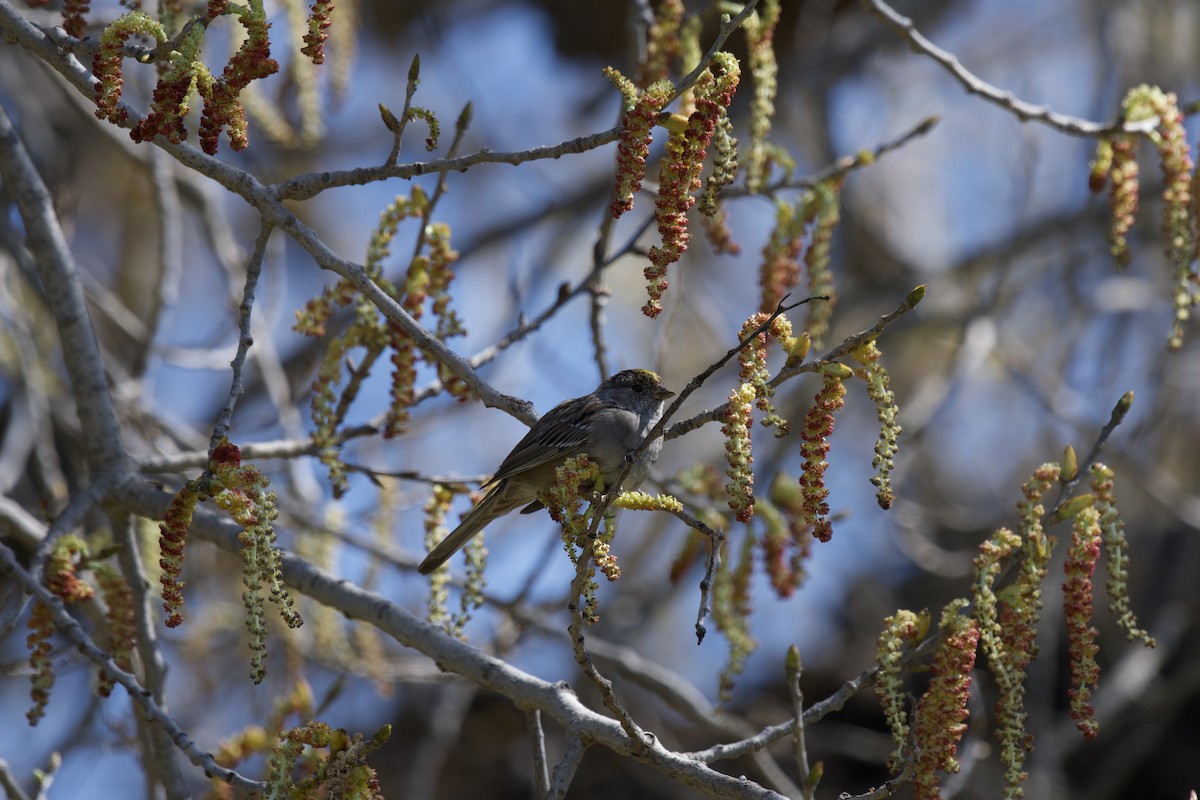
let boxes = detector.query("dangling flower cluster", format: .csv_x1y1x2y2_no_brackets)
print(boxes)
209,439,300,683
912,601,980,800
851,338,901,509
760,472,813,598
1062,502,1102,739
737,310,801,435
1093,135,1139,267
94,564,137,698
264,719,390,800
643,52,741,317
130,19,209,145
712,526,756,703
1002,466,1056,796
294,188,465,496
159,479,202,627
801,180,842,348
421,484,455,629
1130,88,1195,269
614,490,683,514
722,382,757,523
637,0,683,85
540,456,609,622
1127,87,1199,350
391,221,465,434
62,0,91,38
449,513,487,638
99,5,273,150
974,464,1058,799
1091,86,1200,349
92,11,168,125
927,447,1159,798
197,1,280,153
26,535,96,725
759,198,805,314
425,224,469,400
91,2,289,154
25,602,56,726
874,607,929,770
300,0,335,64
695,10,740,238
604,69,674,220
742,0,780,194
798,363,850,542
697,115,741,254
1091,463,1156,647
971,525,1024,794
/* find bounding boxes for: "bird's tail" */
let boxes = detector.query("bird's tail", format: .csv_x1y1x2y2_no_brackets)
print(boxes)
417,484,520,574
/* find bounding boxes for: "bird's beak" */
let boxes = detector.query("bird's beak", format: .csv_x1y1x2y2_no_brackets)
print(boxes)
656,387,675,400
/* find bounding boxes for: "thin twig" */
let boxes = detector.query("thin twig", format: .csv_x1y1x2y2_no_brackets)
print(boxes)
525,708,552,799
859,0,1156,137
275,127,627,201
761,115,941,192
31,481,111,576
567,548,648,752
1049,391,1134,515
547,735,588,800
664,507,725,644
688,667,875,763
836,760,912,800
0,542,265,794
209,222,273,453
0,759,33,800
786,647,816,800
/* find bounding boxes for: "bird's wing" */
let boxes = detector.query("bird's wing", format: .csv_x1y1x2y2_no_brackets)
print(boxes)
484,395,594,486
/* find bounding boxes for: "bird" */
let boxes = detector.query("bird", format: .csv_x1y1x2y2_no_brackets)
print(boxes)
418,369,674,574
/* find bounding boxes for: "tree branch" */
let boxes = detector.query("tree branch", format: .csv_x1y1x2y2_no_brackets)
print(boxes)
0,101,131,476
859,0,1156,137
0,541,265,794
116,479,787,800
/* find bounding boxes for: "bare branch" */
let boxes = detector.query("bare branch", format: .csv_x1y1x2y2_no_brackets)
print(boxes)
663,506,725,644
567,547,648,751
859,0,1155,137
525,709,552,799
118,480,788,799
0,103,131,476
210,223,274,453
547,735,588,800
688,667,875,764
0,758,33,800
0,542,265,794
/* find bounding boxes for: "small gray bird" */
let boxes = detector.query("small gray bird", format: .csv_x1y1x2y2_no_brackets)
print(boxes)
418,369,674,574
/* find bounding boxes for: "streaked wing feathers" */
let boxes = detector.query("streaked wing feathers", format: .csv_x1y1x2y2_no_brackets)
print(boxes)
484,396,596,485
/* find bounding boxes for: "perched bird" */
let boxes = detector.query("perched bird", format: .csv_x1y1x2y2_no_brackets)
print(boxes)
418,369,674,574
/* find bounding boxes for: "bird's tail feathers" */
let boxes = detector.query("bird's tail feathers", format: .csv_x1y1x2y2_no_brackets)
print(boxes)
417,485,520,574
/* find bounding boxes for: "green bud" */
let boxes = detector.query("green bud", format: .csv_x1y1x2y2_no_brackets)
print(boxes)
1061,444,1078,481
785,644,801,677
1048,493,1095,523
